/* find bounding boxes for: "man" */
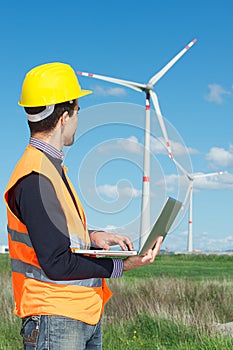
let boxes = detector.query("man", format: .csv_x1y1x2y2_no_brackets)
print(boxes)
4,62,163,350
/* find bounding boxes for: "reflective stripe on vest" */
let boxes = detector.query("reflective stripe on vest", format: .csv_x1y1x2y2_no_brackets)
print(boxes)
8,227,102,287
8,226,87,251
8,226,32,247
11,259,102,287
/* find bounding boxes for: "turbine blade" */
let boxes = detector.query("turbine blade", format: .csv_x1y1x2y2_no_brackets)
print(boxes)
150,91,173,158
148,38,197,86
182,182,192,208
77,71,146,92
193,171,226,179
172,157,193,180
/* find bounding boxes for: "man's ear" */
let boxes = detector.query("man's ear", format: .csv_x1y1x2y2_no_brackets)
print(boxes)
60,111,69,125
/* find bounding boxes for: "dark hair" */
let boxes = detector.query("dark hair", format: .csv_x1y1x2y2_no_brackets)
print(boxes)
25,100,76,135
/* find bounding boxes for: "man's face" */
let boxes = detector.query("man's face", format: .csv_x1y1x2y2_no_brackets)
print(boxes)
62,100,79,147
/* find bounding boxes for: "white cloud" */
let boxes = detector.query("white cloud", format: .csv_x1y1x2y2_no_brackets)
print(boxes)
156,172,233,191
98,135,198,157
164,229,233,252
155,173,185,192
196,234,233,252
103,225,118,231
88,224,121,233
97,184,142,199
150,137,167,154
97,184,118,199
116,136,142,154
206,146,233,168
193,172,232,190
151,137,198,156
205,84,231,104
97,136,142,154
94,85,126,97
155,173,180,188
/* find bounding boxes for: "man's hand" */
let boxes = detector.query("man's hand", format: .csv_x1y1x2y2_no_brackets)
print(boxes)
123,236,163,271
89,231,134,251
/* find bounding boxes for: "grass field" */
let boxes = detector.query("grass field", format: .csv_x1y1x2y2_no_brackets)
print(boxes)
121,253,233,281
1,253,233,349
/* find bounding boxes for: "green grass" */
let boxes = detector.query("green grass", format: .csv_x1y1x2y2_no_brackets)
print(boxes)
122,254,233,281
103,254,233,349
1,253,233,349
103,314,233,350
0,319,22,350
0,257,22,350
0,254,11,274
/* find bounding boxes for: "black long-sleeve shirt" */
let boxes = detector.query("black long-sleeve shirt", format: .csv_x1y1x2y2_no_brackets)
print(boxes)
8,143,122,281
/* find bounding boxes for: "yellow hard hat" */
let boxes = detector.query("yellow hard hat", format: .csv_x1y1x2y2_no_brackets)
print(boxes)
19,62,92,107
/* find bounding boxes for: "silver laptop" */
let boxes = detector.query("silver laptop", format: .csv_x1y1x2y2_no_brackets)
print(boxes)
74,197,182,257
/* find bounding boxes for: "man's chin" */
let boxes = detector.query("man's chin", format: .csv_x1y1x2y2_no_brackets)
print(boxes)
64,137,75,147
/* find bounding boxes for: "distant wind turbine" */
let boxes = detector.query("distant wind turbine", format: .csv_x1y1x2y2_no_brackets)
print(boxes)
154,124,227,252
77,38,197,246
180,170,226,252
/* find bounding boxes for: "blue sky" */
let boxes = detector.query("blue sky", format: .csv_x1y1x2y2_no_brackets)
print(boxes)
0,0,233,252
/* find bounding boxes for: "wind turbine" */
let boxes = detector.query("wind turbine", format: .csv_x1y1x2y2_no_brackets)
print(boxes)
77,38,197,246
180,170,226,252
167,154,226,252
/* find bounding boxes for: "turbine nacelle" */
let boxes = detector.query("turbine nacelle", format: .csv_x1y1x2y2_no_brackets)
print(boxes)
145,83,154,92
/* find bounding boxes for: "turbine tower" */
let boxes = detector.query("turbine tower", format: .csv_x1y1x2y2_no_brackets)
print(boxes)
77,38,197,246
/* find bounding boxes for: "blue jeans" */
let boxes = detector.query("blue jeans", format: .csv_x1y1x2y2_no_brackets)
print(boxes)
20,315,102,350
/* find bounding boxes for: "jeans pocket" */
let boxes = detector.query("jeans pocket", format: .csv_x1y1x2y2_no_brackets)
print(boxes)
21,316,40,349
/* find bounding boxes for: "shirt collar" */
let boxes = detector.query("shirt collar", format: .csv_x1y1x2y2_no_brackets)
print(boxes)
29,137,64,161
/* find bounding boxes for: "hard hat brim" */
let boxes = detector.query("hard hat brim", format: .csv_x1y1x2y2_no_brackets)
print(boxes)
18,89,92,107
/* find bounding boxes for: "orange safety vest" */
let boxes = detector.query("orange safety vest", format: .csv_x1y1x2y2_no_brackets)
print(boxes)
4,145,112,324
